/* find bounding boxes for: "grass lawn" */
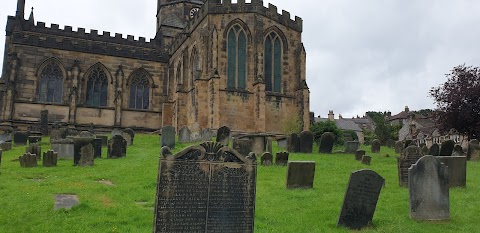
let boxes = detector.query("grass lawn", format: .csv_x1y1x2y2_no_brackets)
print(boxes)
0,134,479,232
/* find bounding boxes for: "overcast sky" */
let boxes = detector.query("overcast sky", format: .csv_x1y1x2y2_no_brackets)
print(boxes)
1,0,480,118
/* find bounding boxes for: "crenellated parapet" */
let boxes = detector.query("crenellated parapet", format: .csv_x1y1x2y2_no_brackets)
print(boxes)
170,0,303,53
7,18,169,62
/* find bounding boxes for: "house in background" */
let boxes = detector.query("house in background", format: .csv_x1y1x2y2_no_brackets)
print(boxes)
314,111,365,144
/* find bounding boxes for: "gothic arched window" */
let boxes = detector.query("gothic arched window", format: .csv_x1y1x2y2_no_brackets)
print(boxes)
264,32,282,93
227,25,246,90
192,48,202,82
129,73,150,110
39,61,63,103
86,67,108,107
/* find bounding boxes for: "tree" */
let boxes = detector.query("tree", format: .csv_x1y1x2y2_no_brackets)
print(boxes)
430,64,480,139
282,114,303,135
310,120,343,144
366,111,395,144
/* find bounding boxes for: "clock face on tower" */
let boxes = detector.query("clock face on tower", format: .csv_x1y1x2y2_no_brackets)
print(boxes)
189,7,200,18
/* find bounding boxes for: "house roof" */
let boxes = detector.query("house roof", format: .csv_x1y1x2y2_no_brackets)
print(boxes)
314,118,363,132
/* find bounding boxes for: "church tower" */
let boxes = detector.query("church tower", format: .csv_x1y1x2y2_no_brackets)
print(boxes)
156,0,205,45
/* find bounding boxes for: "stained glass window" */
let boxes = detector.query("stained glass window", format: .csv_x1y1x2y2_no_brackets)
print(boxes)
129,74,150,110
39,61,63,103
86,67,108,107
227,25,247,90
264,32,282,93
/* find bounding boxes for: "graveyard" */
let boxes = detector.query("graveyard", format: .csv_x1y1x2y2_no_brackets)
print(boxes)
0,134,480,232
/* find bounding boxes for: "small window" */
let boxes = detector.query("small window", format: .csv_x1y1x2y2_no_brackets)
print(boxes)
39,61,63,103
129,74,150,110
86,67,108,107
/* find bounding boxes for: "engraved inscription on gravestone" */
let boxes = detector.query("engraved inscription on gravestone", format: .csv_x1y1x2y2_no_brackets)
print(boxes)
397,146,422,187
153,142,257,233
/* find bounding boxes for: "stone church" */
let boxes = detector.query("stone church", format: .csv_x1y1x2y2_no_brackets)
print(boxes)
0,0,310,134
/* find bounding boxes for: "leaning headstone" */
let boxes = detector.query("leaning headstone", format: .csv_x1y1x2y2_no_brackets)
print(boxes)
261,152,273,166
319,132,335,153
233,138,253,156
122,128,135,146
178,126,191,143
79,131,93,138
355,150,366,161
43,150,58,167
0,142,12,151
361,155,371,165
394,141,404,154
40,110,49,135
452,145,464,157
107,135,127,159
371,139,381,153
439,140,455,156
73,137,94,166
19,153,37,167
466,140,480,161
345,141,360,154
95,135,108,147
26,143,41,161
51,139,74,160
287,133,300,153
436,156,467,188
160,126,176,149
397,146,422,187
275,152,289,166
216,126,231,146
286,161,315,189
299,131,314,153
153,142,257,233
337,170,384,230
430,143,440,156
93,138,102,158
409,155,449,220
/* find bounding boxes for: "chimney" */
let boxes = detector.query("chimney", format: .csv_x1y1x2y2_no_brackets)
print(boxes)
328,111,334,121
405,106,410,113
16,0,26,19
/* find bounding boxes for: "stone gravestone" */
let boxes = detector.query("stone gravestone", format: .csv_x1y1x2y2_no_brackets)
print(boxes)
299,131,314,153
261,152,273,166
266,139,273,154
0,150,2,170
93,138,102,158
275,152,289,166
153,142,257,233
319,132,335,153
287,133,300,153
233,138,253,157
107,135,127,159
73,137,95,166
452,145,464,157
250,136,267,156
277,137,287,149
436,156,467,188
409,155,449,220
160,126,176,149
0,133,12,143
96,135,109,147
397,146,422,187
40,110,49,135
19,153,38,167
43,150,58,167
345,141,360,154
79,131,93,138
111,128,122,137
13,132,28,145
178,126,191,143
26,143,41,161
394,141,404,154
0,142,12,151
361,155,371,165
286,161,315,189
337,170,384,230
28,135,42,144
429,143,440,156
201,128,212,142
216,126,231,146
466,140,480,161
421,145,429,155
355,150,366,161
123,128,135,146
371,139,381,153
51,139,74,160
439,140,455,156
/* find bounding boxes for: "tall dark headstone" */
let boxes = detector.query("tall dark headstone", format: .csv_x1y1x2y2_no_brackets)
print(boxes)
394,141,404,154
96,135,109,147
93,138,103,158
466,140,480,161
439,140,455,156
299,131,314,153
355,150,366,161
436,156,467,188
286,161,315,189
361,155,371,165
161,126,176,149
40,110,49,135
429,143,440,156
397,146,422,187
371,139,381,153
216,126,231,146
107,135,127,159
19,153,37,168
287,133,300,153
409,155,449,220
261,152,273,166
43,150,58,167
26,143,41,161
319,132,335,153
452,145,464,157
345,141,360,154
233,138,253,157
275,152,289,166
337,170,384,230
178,126,191,143
153,142,257,233
73,137,95,166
